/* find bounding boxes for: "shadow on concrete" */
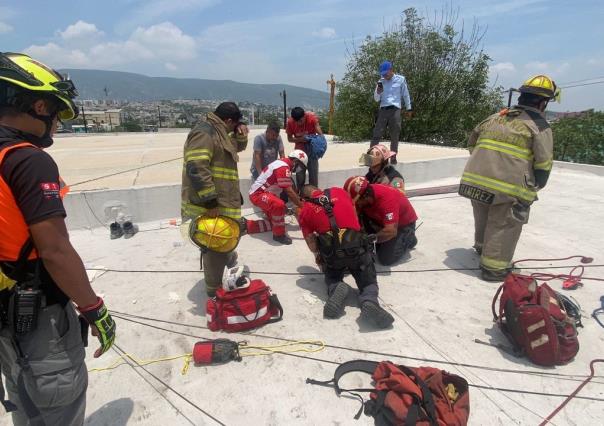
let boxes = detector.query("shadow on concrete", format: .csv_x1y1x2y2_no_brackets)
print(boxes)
187,278,209,317
295,265,358,310
85,398,134,426
482,323,555,369
443,247,481,278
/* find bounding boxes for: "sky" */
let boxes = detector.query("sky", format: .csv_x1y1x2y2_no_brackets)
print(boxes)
2,0,603,111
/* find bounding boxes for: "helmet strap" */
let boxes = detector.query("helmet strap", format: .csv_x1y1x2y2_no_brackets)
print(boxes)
25,109,56,148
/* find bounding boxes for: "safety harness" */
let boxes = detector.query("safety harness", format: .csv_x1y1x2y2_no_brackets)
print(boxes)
306,190,368,263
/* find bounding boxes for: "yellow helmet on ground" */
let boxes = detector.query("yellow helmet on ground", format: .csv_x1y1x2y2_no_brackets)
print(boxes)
189,215,241,253
0,52,79,120
519,75,560,102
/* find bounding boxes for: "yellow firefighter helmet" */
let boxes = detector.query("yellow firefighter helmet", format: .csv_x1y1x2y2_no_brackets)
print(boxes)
189,215,241,253
519,74,561,102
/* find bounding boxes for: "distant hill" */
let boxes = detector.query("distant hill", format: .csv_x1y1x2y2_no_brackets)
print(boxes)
61,69,329,108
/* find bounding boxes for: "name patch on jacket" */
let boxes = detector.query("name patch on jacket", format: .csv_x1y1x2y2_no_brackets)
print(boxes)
458,184,494,204
40,182,60,199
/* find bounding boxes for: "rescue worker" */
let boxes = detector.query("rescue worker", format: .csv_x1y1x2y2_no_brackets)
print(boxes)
298,185,394,329
248,150,307,245
286,107,323,186
459,75,558,282
0,52,115,425
344,176,418,266
181,102,248,297
360,143,405,192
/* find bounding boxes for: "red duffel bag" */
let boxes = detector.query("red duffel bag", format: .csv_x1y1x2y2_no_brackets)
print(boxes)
492,273,579,366
206,279,283,332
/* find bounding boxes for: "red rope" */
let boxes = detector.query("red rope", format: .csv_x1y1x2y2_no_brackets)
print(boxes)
539,359,604,425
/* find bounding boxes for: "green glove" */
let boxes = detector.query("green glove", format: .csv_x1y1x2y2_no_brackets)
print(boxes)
79,297,116,357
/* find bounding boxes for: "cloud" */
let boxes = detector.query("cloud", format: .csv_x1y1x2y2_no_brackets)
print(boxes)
0,22,12,34
24,22,197,70
59,20,104,40
524,61,570,75
165,62,178,71
117,0,220,31
490,62,516,74
312,27,336,39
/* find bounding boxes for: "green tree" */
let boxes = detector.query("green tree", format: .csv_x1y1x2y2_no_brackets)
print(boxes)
552,111,604,165
333,7,503,146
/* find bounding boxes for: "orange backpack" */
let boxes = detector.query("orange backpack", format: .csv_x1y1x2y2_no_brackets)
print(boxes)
307,360,470,425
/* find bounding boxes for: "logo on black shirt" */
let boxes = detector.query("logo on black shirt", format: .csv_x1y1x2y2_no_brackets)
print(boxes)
40,182,60,199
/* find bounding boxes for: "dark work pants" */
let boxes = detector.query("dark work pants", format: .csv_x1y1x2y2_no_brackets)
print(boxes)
323,251,378,303
375,222,417,266
371,107,402,154
0,303,87,426
307,156,319,187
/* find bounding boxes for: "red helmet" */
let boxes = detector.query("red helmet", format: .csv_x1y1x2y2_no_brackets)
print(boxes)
343,176,369,203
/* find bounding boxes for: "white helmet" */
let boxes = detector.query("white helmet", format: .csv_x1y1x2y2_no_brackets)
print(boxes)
222,265,251,292
288,149,308,168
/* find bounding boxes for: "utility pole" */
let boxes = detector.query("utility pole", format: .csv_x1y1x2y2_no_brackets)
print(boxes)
81,103,88,133
326,74,336,135
280,90,287,129
157,105,162,128
507,88,517,108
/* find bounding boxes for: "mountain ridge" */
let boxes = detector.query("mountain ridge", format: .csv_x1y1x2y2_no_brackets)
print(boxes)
61,69,329,108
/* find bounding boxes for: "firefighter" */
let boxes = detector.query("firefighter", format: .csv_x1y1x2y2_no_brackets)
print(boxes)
344,176,418,266
181,102,248,297
298,185,394,329
360,143,405,192
459,75,558,282
0,52,115,425
248,150,306,245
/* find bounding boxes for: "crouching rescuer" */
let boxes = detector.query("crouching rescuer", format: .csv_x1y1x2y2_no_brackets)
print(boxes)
459,75,558,282
298,185,394,329
0,52,115,425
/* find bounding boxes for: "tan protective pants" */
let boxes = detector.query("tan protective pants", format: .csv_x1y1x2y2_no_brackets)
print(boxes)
200,250,238,295
472,200,527,272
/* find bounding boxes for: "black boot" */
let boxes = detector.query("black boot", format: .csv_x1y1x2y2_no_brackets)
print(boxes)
324,282,351,319
273,234,292,245
360,300,394,329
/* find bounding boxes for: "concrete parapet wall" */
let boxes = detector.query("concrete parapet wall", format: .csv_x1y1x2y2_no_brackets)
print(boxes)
65,156,469,230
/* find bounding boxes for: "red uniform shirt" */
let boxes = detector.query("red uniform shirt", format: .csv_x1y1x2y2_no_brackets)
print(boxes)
249,158,293,195
362,183,417,228
286,112,319,150
299,187,360,237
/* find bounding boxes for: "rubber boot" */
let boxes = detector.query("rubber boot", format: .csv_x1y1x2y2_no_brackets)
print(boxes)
324,282,351,319
360,300,394,329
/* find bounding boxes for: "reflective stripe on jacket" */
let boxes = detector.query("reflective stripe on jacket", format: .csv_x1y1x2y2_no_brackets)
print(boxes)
460,106,553,204
181,113,244,220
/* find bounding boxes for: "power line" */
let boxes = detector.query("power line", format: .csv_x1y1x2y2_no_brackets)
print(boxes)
560,80,604,89
559,76,604,86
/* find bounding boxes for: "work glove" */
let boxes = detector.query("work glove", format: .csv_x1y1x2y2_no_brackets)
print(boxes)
78,297,116,358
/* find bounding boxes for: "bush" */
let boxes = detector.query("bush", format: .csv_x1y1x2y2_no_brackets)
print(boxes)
552,111,604,165
333,7,503,146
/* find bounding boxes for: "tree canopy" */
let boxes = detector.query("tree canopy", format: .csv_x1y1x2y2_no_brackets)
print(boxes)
333,8,503,146
552,111,604,165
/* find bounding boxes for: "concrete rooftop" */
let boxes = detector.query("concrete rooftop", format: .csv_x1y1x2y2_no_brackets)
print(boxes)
31,166,604,425
49,130,468,191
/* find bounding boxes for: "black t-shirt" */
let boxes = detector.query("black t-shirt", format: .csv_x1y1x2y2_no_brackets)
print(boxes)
0,126,69,304
0,126,66,225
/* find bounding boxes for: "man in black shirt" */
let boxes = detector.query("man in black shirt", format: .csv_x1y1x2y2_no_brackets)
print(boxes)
0,52,116,425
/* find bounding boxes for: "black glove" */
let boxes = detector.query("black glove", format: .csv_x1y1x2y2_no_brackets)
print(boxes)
79,297,116,357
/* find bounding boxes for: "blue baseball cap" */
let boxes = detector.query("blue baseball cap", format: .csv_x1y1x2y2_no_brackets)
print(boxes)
379,61,392,76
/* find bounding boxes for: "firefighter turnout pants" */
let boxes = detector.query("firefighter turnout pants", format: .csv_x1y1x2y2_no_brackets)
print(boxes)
201,250,238,296
0,303,87,426
472,200,527,273
249,191,286,237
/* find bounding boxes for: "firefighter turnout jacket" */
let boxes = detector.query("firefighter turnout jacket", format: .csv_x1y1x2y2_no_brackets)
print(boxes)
366,164,405,193
181,113,245,221
459,105,553,205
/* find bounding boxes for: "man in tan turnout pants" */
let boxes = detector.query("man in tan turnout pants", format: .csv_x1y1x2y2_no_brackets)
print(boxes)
459,75,558,281
181,102,248,296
